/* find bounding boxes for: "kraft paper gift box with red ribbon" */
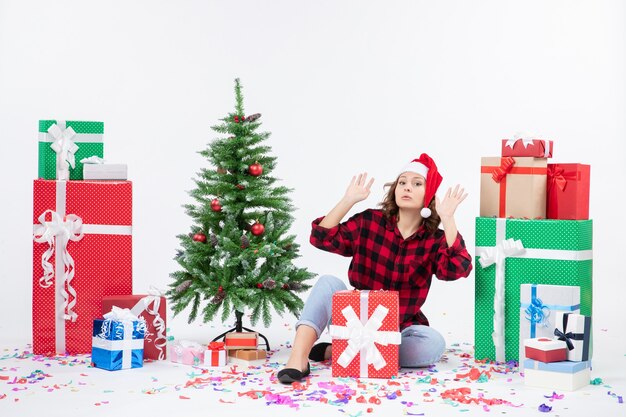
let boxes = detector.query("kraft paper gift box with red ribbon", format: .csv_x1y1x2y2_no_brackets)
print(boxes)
32,179,132,355
204,342,227,367
518,284,581,369
480,156,547,219
554,312,591,362
523,359,591,391
329,290,401,379
91,307,145,371
474,217,592,363
524,338,568,363
102,292,167,360
224,332,258,350
547,164,591,220
228,349,267,361
169,340,205,366
38,120,104,181
501,138,554,158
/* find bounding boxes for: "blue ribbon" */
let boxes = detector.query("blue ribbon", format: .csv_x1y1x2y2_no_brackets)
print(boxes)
521,285,580,338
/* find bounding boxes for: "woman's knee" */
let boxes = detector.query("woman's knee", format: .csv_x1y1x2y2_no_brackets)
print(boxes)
317,274,347,292
399,326,446,367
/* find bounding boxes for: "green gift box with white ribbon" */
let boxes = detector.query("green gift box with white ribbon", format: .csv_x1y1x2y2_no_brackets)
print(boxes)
38,120,104,180
474,217,592,362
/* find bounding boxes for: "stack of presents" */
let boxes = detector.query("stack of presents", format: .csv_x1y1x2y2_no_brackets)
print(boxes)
31,119,264,371
475,137,592,391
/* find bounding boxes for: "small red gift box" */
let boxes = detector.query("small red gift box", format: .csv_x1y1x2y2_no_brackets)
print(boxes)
224,332,258,350
524,338,568,363
102,294,167,360
547,164,591,220
501,138,553,158
329,290,401,379
204,342,227,367
32,180,132,354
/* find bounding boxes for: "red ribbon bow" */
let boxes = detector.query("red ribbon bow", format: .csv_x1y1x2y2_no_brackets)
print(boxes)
547,166,568,191
208,341,225,351
491,157,515,183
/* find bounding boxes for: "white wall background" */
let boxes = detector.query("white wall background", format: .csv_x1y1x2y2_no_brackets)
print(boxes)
1,0,624,347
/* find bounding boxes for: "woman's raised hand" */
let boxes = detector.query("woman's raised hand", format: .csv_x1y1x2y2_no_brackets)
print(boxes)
343,173,375,205
435,184,468,220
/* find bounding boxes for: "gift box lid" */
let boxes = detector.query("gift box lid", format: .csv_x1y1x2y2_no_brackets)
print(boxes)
83,164,128,180
93,318,145,341
524,359,590,373
39,120,104,134
524,338,568,351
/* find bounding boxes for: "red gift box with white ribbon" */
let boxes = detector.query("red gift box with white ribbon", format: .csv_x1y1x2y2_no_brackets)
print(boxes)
32,179,132,354
102,293,167,360
501,138,554,158
330,290,401,379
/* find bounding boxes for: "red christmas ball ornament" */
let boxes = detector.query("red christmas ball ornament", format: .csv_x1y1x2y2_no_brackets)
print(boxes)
250,221,265,236
193,233,207,243
256,283,263,289
218,286,223,292
233,115,240,123
210,198,222,212
248,162,263,177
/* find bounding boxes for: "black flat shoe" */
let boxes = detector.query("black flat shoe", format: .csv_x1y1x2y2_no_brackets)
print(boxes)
308,342,331,361
277,362,311,384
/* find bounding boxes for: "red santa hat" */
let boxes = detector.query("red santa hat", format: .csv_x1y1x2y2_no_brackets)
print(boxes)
398,153,443,218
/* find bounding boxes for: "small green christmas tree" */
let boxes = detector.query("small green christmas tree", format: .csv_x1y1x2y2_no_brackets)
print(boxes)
168,79,314,330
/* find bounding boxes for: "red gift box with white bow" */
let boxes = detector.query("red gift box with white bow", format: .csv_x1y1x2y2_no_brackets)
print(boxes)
501,138,554,158
102,294,167,360
330,290,401,379
32,179,132,355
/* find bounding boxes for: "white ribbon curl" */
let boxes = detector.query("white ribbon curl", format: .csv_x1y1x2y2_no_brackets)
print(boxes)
130,286,167,360
33,209,84,322
330,301,401,375
476,238,525,363
48,121,79,180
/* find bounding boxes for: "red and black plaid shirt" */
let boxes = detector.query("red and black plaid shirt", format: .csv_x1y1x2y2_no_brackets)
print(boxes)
310,209,473,330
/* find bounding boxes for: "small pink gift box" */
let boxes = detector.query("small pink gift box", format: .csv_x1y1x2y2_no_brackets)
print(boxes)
169,340,204,366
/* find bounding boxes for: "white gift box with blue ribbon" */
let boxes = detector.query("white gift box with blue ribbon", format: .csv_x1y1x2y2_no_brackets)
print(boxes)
519,284,580,370
92,307,146,371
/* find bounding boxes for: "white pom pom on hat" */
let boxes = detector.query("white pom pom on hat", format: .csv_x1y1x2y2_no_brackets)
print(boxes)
398,153,443,218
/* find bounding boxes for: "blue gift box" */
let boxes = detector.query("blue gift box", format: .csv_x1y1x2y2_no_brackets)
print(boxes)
92,318,145,371
524,359,591,373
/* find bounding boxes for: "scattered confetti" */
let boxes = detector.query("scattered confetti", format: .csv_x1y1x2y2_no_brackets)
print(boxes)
538,403,552,412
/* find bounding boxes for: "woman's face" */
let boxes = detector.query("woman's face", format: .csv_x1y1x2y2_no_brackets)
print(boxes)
394,172,426,211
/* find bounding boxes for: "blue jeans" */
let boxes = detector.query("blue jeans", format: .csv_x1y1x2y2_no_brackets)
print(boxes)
296,274,446,368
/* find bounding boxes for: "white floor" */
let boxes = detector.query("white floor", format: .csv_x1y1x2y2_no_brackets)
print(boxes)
1,318,624,417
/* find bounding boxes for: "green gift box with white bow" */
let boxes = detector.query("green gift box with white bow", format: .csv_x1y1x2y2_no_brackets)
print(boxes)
38,120,104,180
474,217,592,363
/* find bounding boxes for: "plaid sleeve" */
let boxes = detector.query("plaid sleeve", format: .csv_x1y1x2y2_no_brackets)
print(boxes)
434,231,473,281
310,213,361,257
